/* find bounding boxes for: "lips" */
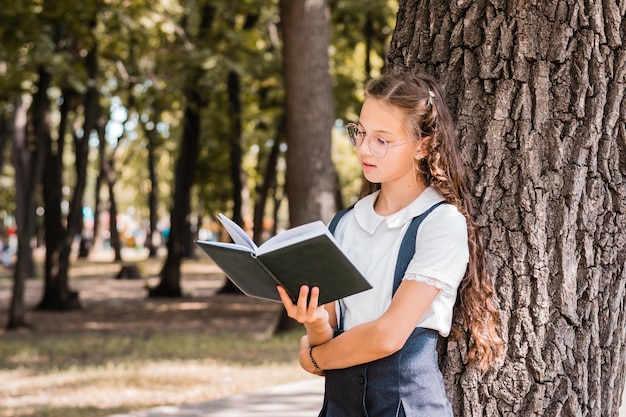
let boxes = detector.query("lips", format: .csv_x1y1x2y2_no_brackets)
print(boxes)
361,161,376,170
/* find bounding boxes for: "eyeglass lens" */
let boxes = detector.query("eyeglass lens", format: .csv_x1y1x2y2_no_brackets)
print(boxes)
345,123,390,158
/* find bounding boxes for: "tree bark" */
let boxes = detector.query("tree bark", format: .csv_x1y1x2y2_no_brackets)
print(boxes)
280,0,337,227
390,1,626,416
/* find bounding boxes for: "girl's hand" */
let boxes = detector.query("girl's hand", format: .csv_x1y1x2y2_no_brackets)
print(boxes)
278,285,334,347
277,285,329,329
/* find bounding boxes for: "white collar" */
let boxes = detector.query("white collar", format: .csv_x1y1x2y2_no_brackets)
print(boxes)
353,187,445,234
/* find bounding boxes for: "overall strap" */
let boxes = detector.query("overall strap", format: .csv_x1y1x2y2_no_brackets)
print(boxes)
328,204,354,234
328,204,355,331
392,201,447,295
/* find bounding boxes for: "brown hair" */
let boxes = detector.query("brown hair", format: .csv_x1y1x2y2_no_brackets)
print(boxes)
363,71,504,370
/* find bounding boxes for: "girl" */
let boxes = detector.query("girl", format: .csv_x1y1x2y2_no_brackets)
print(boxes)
277,71,504,416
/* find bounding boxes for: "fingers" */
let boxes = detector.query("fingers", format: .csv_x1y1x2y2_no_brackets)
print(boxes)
277,285,294,308
277,285,322,323
296,286,323,320
296,285,312,312
277,285,308,318
307,286,321,315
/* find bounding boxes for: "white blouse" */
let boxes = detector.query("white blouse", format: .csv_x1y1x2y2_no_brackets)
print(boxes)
332,187,469,337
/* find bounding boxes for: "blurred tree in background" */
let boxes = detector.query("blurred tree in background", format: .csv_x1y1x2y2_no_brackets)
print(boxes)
0,0,397,326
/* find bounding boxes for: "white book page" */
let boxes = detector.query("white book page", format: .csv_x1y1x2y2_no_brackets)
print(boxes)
218,213,258,252
257,220,334,254
196,240,254,253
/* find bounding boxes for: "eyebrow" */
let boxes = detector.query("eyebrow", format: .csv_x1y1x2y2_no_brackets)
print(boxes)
357,122,396,136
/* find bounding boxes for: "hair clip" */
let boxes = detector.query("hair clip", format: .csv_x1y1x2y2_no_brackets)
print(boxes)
427,88,435,106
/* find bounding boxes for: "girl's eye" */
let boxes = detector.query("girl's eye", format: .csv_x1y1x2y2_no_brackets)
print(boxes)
375,136,387,145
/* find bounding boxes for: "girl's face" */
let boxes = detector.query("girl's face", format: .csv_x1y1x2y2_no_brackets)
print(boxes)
355,98,420,187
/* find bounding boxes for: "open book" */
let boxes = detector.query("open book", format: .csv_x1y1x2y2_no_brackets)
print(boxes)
195,213,372,304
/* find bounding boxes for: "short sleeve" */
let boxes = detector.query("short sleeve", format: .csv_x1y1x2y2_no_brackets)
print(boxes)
404,204,469,291
404,273,455,296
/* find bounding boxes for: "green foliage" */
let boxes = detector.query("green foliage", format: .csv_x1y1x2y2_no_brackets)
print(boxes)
0,0,398,233
330,0,398,120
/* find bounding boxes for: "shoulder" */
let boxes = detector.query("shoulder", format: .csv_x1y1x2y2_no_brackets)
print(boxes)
418,188,464,221
417,203,468,246
431,203,466,225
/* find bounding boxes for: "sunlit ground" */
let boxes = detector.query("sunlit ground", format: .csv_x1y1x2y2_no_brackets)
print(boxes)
0,248,310,417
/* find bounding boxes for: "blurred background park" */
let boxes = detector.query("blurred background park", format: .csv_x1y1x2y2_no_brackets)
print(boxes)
0,0,395,310
0,0,396,416
3,1,626,416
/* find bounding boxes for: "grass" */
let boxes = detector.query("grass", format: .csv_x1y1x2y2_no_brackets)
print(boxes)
0,252,313,417
0,330,303,369
0,329,309,417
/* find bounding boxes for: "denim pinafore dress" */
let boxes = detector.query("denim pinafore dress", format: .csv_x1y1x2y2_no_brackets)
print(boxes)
321,202,453,417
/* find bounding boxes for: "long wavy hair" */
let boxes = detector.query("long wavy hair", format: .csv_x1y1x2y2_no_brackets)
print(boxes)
362,71,504,370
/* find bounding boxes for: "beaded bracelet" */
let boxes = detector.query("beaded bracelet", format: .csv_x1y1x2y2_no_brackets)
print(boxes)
309,346,322,373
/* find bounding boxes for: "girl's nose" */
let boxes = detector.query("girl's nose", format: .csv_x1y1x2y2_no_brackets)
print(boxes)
356,135,374,158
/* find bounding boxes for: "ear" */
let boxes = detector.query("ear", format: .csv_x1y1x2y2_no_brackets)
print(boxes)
414,135,431,160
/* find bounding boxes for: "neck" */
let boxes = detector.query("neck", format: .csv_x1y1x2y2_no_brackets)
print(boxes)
374,180,428,216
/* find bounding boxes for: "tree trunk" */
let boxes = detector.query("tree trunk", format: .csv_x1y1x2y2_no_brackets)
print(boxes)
0,108,9,173
7,94,40,330
215,71,249,296
41,84,69,308
100,122,123,261
271,175,283,237
280,0,337,227
39,40,99,310
390,1,626,416
227,71,246,228
144,125,160,258
92,114,107,253
151,3,214,297
38,76,80,310
253,133,281,245
277,0,337,332
107,173,122,262
151,87,204,297
364,13,374,78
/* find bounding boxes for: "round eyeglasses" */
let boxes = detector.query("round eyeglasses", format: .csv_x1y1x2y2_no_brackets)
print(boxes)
345,123,418,158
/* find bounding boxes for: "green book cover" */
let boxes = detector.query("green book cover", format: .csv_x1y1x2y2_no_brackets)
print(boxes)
257,235,372,305
196,243,284,302
195,215,371,304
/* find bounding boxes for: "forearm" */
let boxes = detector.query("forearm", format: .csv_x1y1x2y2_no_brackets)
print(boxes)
299,320,396,375
304,320,334,346
315,320,399,369
305,281,440,371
